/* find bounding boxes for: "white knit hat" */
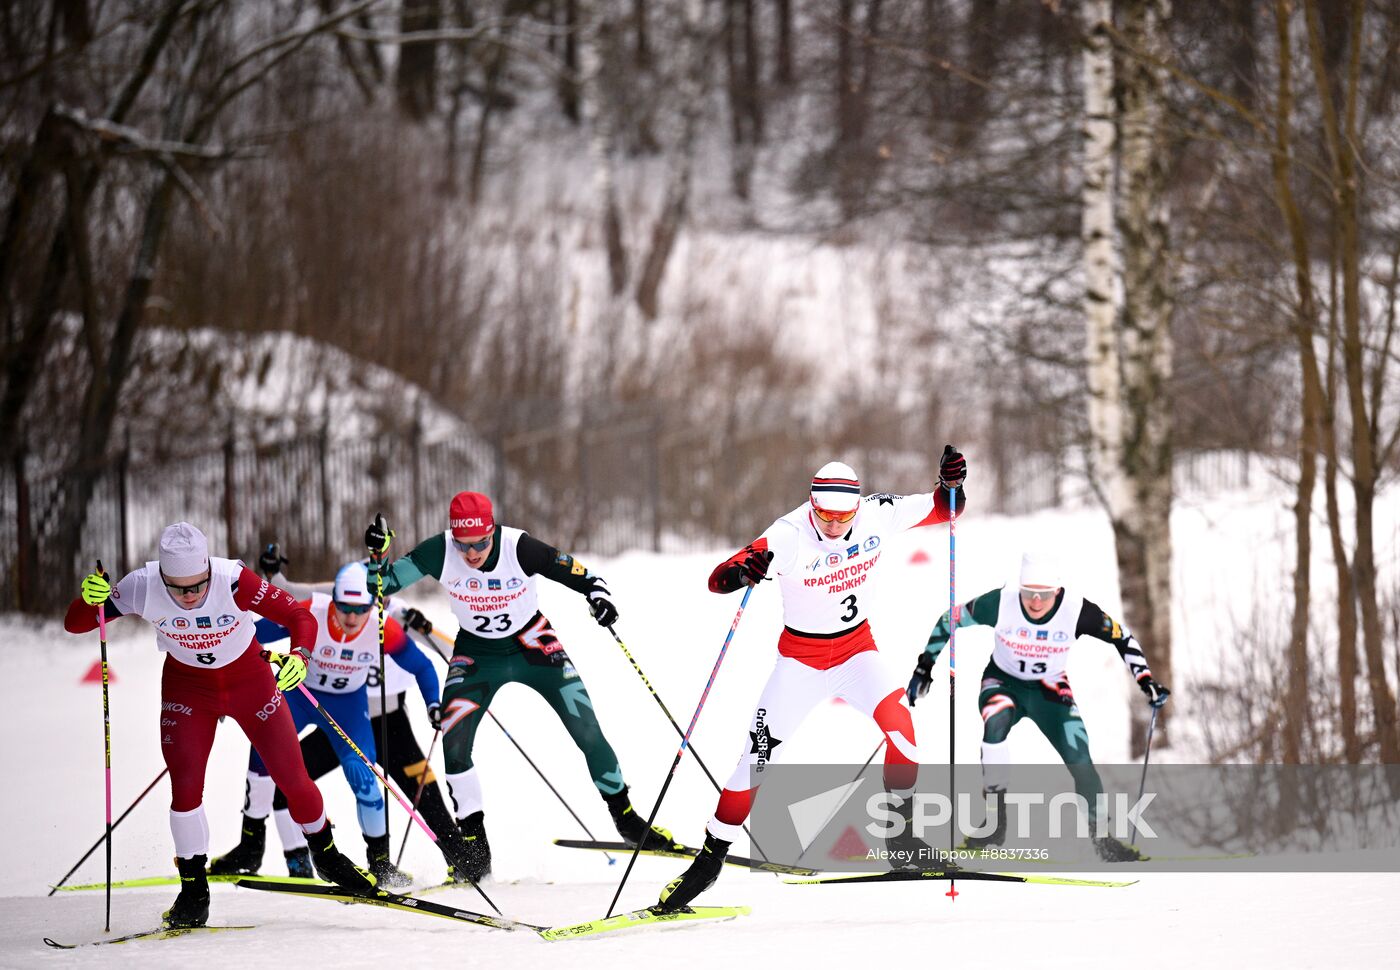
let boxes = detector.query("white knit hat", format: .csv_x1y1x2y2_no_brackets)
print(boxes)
159,522,210,577
333,562,372,607
810,460,861,513
1019,551,1062,588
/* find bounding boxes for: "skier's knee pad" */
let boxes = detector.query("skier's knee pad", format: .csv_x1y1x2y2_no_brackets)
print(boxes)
981,707,1015,745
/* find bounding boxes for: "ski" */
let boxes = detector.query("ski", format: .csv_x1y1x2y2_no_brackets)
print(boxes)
554,839,822,877
539,905,751,941
784,868,1136,888
43,925,254,948
234,876,546,932
954,848,1253,865
54,873,325,892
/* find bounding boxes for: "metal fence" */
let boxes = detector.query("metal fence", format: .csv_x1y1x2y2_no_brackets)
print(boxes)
4,420,1261,614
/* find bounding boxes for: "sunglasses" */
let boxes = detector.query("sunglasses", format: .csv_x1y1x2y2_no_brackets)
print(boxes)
162,573,211,596
453,536,492,554
812,505,858,524
1020,586,1058,599
335,602,372,616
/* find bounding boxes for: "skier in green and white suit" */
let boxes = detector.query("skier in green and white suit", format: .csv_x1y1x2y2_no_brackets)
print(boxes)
906,551,1170,862
364,491,678,881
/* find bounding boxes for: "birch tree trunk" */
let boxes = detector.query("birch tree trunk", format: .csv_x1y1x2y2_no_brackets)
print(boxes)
1082,0,1124,518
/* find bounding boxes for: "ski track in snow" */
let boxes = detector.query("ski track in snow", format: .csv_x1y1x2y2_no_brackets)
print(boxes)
4,496,1397,967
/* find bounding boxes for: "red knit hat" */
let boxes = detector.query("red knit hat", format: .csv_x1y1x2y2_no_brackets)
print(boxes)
450,491,495,538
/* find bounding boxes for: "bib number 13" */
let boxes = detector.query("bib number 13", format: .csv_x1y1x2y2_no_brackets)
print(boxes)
840,594,859,623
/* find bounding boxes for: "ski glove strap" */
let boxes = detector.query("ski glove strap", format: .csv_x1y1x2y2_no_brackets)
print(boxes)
81,572,111,606
273,650,309,693
1138,675,1170,709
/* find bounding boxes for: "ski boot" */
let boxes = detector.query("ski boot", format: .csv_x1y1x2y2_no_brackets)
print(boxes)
163,854,211,929
605,787,682,851
284,847,314,878
657,832,730,913
365,833,413,889
304,822,377,893
208,814,265,875
885,794,937,870
1094,835,1144,862
961,788,1008,853
446,812,491,883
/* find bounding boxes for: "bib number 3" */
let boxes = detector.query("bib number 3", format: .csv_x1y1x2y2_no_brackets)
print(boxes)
840,594,859,623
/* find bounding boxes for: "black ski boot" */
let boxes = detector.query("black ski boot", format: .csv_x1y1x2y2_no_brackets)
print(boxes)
304,822,377,893
605,787,682,851
657,832,730,913
365,833,413,889
885,795,936,870
163,855,211,929
1094,835,1144,862
962,788,1008,852
208,814,266,875
446,812,491,883
284,847,314,878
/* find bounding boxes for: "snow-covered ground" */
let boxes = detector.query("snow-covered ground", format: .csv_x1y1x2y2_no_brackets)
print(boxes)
3,486,1397,967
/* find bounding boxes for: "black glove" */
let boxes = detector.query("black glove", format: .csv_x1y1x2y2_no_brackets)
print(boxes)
736,548,774,586
427,702,442,731
906,652,934,706
939,445,966,490
259,543,289,578
588,590,619,628
365,515,394,559
1049,679,1075,706
1138,676,1170,709
401,608,433,635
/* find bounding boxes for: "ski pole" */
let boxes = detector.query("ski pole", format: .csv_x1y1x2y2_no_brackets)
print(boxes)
394,726,441,868
49,768,170,895
947,483,959,898
286,676,502,915
604,584,753,919
605,624,767,860
795,738,883,864
487,709,615,864
1129,704,1160,846
95,559,113,931
371,514,393,849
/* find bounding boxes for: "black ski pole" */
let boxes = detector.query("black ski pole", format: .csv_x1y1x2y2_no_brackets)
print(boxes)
605,624,766,860
487,710,615,863
604,584,753,919
370,514,394,850
49,768,169,895
1129,704,1161,846
94,560,113,931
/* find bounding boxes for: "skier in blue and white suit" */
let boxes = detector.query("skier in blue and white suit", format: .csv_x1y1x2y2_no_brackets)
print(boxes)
210,561,443,887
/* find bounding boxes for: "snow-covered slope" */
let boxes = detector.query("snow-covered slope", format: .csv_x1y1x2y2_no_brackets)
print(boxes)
3,481,1397,966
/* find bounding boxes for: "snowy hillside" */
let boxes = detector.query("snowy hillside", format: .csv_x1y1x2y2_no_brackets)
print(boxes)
3,481,1398,967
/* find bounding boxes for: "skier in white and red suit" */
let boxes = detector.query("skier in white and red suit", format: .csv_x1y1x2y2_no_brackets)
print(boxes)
657,447,968,911
64,522,377,929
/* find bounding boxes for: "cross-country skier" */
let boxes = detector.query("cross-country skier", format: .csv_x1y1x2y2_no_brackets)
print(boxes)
64,523,376,929
657,448,968,912
363,492,679,882
905,550,1171,862
209,560,447,887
